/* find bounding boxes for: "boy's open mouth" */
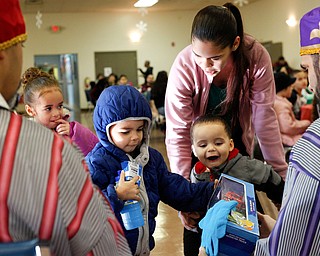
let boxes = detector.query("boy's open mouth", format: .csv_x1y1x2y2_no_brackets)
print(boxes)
207,155,219,161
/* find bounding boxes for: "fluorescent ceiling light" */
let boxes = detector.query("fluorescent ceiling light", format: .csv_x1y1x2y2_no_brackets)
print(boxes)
134,0,158,8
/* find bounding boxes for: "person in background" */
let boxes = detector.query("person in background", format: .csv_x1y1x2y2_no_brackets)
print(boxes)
150,71,167,118
22,67,99,156
107,72,118,86
84,76,91,90
117,74,131,86
140,73,154,102
96,73,104,83
85,85,215,255
273,56,293,75
255,6,320,256
288,69,308,119
273,72,311,147
138,60,153,83
302,86,315,104
312,95,319,121
0,0,131,255
90,76,108,106
164,4,287,255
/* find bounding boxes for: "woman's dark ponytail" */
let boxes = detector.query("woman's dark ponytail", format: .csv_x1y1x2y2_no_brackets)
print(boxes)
222,2,252,131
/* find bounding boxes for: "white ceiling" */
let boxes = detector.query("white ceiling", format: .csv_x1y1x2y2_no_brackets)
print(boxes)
20,0,260,14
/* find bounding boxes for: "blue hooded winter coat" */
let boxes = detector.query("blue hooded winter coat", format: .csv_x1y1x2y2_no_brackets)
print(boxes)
86,85,214,255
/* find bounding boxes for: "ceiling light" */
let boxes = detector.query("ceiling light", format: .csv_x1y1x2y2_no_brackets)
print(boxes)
286,16,297,27
134,0,158,8
233,0,248,7
129,31,142,43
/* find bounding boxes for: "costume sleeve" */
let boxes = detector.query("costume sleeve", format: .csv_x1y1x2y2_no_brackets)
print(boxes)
249,41,288,179
69,121,99,156
255,167,320,255
0,111,131,256
254,121,320,255
56,140,130,255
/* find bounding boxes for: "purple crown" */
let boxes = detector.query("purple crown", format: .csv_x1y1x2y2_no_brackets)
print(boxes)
300,7,320,55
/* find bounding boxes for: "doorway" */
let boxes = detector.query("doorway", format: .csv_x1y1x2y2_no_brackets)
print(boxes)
261,41,283,64
94,51,138,87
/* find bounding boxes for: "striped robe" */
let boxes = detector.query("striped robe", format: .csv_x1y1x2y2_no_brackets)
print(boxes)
0,109,131,256
255,118,320,255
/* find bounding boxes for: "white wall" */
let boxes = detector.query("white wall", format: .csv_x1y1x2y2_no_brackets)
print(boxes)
242,0,319,68
22,0,319,109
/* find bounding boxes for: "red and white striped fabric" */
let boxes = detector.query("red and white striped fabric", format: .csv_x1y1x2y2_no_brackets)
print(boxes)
0,110,131,256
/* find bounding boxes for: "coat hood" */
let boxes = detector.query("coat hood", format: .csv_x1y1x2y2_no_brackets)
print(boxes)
93,85,152,164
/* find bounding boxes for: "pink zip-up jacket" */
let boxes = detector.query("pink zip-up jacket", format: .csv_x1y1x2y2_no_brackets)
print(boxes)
69,121,99,156
165,35,288,180
274,95,311,146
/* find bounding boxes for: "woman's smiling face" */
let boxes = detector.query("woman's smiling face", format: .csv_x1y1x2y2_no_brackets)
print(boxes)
191,37,239,80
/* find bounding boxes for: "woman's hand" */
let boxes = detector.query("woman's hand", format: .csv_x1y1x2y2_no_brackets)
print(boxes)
257,212,276,238
116,170,140,201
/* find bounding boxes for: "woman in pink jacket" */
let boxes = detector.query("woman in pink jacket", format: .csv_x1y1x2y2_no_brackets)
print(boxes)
165,4,288,255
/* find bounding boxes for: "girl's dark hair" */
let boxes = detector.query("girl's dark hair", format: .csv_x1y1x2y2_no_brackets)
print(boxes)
21,67,61,105
191,114,232,142
155,70,168,84
108,73,118,85
118,74,127,80
191,2,254,130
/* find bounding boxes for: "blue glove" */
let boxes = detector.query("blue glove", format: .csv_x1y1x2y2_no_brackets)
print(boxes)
199,200,238,256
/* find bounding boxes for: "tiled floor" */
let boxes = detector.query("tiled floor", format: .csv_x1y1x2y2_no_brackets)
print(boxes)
148,126,184,256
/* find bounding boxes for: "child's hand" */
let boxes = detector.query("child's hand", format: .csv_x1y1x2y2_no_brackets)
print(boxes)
271,200,282,211
116,170,140,201
213,179,219,190
179,211,201,230
198,247,207,256
55,119,70,136
257,212,276,238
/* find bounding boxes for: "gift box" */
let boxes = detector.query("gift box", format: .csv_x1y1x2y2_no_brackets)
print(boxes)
208,174,259,256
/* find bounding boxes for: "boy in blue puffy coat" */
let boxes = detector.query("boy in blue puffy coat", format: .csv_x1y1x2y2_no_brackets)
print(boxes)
86,85,214,255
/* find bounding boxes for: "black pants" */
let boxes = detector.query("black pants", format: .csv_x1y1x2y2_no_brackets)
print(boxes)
183,227,202,256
